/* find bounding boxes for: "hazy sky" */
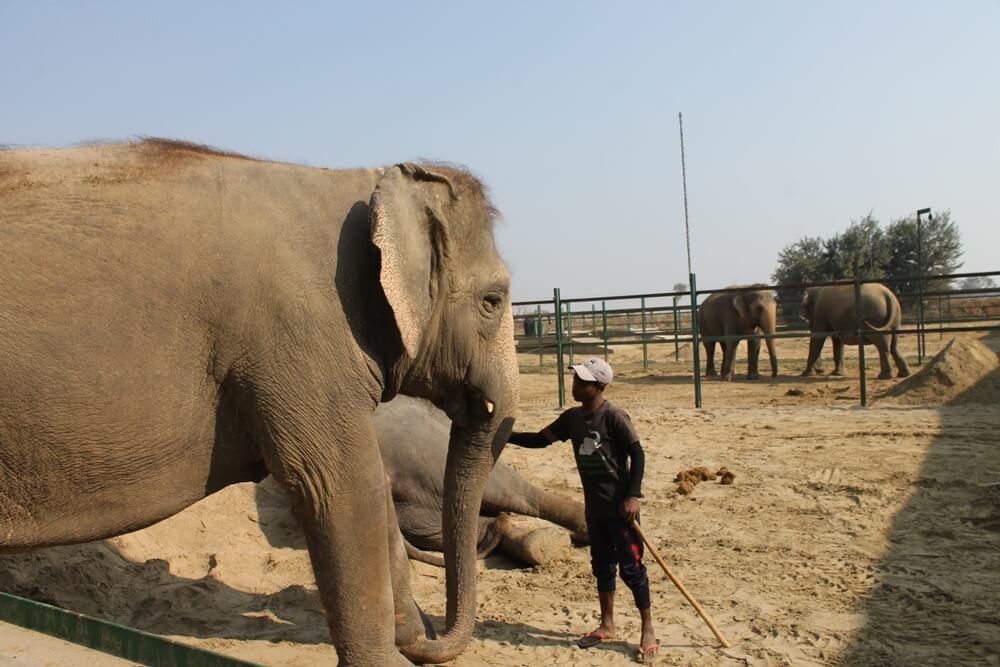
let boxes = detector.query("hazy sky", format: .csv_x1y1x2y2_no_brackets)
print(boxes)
3,1,997,302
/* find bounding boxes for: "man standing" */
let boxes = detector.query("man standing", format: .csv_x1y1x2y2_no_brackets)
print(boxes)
508,357,659,662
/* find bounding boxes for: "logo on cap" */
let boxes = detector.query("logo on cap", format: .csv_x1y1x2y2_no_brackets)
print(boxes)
570,357,614,385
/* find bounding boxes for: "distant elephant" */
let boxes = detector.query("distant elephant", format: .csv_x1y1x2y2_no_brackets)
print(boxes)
522,314,548,337
697,285,779,380
374,397,587,567
0,140,519,666
799,283,911,379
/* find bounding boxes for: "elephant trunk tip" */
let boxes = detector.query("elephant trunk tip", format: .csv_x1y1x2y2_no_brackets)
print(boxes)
401,632,471,665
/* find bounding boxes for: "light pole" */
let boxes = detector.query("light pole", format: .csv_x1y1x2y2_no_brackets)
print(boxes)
916,207,932,364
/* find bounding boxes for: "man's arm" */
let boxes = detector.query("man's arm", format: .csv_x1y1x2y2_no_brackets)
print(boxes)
625,441,645,498
508,428,558,448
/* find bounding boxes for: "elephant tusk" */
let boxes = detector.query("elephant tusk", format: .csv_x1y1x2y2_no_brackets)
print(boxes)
485,400,495,415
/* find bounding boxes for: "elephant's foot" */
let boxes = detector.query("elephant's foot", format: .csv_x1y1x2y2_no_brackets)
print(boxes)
897,368,911,378
746,373,761,381
877,371,893,380
831,369,846,377
704,369,717,377
476,513,512,558
395,598,436,649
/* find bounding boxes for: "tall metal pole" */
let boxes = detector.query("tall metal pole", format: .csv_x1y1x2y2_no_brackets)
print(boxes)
690,273,702,408
679,113,693,278
916,208,930,365
554,288,565,408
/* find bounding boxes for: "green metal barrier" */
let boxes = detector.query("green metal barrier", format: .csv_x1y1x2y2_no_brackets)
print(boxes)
0,591,264,667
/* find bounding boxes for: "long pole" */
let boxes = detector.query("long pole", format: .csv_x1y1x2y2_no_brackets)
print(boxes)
679,113,693,278
631,521,732,648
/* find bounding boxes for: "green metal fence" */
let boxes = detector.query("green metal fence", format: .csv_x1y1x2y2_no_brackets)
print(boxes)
0,591,264,667
513,270,1000,408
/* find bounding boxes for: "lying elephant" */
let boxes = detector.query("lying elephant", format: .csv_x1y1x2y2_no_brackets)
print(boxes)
373,396,587,567
698,285,779,380
800,283,911,379
0,140,520,666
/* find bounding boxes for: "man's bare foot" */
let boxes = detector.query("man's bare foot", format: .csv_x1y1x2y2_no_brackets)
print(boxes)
636,639,660,664
636,628,659,662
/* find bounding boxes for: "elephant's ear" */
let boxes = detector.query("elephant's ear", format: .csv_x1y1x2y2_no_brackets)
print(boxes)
732,292,749,319
370,163,451,359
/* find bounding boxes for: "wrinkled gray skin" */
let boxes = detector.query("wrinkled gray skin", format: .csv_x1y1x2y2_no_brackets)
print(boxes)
800,283,911,379
0,140,519,666
374,397,587,566
697,285,779,380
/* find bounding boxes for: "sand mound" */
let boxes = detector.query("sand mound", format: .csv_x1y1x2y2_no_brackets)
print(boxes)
880,335,1000,405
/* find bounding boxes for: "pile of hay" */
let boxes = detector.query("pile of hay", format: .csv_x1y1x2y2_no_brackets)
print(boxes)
880,335,1000,405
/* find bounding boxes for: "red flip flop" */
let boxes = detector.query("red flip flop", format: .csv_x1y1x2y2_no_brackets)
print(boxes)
577,628,615,649
636,638,661,662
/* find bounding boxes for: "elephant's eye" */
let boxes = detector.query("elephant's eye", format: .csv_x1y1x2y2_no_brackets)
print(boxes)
482,292,503,315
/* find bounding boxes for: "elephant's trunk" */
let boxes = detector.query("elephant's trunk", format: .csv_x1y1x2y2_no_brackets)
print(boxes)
400,416,514,664
401,306,518,664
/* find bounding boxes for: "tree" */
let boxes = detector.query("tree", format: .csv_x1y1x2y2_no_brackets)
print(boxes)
771,236,826,317
820,214,889,282
771,210,964,315
883,210,962,301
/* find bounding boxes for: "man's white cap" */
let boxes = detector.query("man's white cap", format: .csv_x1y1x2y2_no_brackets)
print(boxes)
570,357,614,385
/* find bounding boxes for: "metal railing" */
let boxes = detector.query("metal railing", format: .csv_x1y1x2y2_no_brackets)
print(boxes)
513,270,1000,408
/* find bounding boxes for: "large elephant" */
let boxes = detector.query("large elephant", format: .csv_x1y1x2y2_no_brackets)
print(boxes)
697,285,779,380
373,396,587,566
799,283,911,379
0,139,519,666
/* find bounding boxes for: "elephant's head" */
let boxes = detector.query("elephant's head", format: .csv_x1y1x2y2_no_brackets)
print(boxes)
369,163,518,663
733,287,777,333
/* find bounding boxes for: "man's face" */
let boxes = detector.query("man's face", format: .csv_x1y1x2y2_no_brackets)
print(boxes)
571,373,604,403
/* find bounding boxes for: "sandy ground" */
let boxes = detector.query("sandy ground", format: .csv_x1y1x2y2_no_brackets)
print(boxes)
2,333,999,666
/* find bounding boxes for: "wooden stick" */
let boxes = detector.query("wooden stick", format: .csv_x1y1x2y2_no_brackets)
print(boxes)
631,521,732,648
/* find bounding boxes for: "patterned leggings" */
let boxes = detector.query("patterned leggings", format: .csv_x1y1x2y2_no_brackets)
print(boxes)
586,513,651,610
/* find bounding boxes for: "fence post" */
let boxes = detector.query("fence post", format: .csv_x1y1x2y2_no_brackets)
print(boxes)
641,296,649,370
566,300,574,367
554,288,565,408
536,304,543,368
673,298,680,362
690,273,702,408
854,277,868,407
602,301,609,361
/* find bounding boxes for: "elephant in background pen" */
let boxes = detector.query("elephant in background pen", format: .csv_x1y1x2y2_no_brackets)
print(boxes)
373,396,588,567
697,285,779,380
0,140,519,666
799,283,911,379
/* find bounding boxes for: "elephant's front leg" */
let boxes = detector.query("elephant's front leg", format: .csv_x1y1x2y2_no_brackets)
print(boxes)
384,477,435,645
703,340,717,376
802,333,826,376
270,417,411,667
746,336,762,380
720,337,738,381
831,338,846,376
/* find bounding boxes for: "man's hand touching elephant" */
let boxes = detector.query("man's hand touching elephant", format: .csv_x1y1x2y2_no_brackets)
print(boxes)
620,496,640,524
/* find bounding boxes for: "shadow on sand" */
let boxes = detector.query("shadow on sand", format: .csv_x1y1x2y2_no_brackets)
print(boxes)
842,336,1000,666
